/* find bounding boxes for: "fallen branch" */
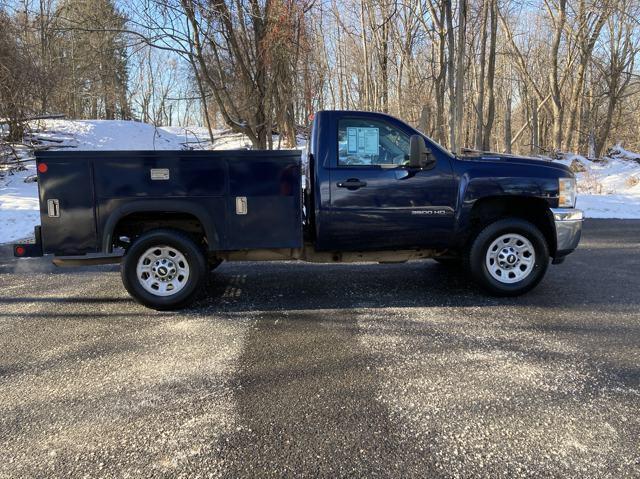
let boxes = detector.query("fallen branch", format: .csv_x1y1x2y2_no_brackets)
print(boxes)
0,141,19,163
23,136,66,144
1,157,36,166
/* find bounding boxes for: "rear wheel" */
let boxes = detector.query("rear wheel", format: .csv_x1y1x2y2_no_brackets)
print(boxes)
468,218,549,296
121,229,206,310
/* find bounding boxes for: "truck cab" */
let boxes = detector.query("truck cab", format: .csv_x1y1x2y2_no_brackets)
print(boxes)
14,110,583,310
308,110,457,251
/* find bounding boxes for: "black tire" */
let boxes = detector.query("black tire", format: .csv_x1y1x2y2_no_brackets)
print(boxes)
468,218,549,296
121,229,207,310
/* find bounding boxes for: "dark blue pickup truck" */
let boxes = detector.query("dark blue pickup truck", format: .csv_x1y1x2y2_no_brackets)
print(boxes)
14,111,583,309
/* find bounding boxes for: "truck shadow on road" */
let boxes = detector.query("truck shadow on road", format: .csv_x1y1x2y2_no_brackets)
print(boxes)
1,254,639,314
192,254,639,313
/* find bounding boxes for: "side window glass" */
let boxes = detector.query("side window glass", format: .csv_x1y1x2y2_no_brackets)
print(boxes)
338,119,410,167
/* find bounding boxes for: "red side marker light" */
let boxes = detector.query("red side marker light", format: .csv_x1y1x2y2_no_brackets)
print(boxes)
38,163,48,173
15,246,26,256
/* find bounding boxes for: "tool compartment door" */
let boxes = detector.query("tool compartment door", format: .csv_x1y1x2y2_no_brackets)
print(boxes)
226,152,302,250
37,155,97,255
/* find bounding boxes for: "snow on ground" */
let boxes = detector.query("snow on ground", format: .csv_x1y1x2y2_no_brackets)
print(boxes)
38,120,213,150
555,148,640,218
41,120,303,151
576,195,640,219
0,164,40,244
1,119,640,244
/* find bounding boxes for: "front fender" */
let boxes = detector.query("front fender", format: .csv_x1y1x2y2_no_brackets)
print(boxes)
453,168,560,248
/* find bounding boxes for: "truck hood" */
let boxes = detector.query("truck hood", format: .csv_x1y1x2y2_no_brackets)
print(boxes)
458,152,572,174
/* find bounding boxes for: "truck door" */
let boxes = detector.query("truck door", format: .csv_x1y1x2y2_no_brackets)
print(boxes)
327,116,457,251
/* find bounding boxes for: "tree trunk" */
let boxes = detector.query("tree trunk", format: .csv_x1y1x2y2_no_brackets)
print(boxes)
188,45,215,143
445,0,456,152
595,61,622,158
454,0,467,153
419,104,430,134
564,1,608,152
380,5,389,113
474,0,489,151
549,0,567,151
482,0,497,151
504,94,512,153
251,0,269,149
531,100,539,155
434,1,447,145
360,0,370,110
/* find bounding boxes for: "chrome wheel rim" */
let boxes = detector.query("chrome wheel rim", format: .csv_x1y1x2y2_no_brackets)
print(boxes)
136,246,190,296
485,233,535,284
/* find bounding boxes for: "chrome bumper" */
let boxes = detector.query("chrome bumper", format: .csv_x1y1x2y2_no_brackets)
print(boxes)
550,208,583,256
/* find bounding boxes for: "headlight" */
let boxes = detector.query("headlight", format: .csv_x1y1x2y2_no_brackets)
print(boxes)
558,177,576,208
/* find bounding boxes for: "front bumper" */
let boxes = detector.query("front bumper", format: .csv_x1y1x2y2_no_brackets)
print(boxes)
550,208,583,259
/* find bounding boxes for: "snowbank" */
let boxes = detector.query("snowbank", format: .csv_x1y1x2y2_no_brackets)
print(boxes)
37,120,209,150
40,120,282,151
0,164,40,244
554,149,640,219
577,195,640,219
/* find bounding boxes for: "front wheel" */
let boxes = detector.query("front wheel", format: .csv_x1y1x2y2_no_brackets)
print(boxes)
468,218,549,296
121,229,207,310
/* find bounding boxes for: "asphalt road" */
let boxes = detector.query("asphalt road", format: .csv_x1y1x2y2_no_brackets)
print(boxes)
0,219,639,478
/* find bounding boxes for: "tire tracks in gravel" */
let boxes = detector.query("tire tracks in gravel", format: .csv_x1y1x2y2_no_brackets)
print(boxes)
214,307,439,478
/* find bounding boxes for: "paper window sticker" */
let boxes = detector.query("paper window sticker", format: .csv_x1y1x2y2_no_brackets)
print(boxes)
357,128,366,154
346,126,379,156
363,128,379,155
347,128,358,154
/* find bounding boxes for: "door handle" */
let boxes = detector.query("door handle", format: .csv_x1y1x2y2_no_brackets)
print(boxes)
337,179,367,190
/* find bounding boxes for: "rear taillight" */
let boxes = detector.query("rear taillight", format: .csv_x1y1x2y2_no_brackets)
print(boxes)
15,246,26,256
37,162,48,173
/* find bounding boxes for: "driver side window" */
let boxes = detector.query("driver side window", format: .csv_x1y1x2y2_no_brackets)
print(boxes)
338,118,410,167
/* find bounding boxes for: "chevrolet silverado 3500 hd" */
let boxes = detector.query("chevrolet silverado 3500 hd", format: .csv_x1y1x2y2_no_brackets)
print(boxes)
14,111,583,309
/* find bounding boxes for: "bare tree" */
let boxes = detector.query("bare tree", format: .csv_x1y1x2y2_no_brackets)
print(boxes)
593,0,638,156
564,0,611,151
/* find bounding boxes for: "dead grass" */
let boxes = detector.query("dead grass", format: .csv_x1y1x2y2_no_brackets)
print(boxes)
624,176,639,188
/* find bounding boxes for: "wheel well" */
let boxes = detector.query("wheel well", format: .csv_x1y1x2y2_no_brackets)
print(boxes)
112,212,207,250
466,197,556,254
